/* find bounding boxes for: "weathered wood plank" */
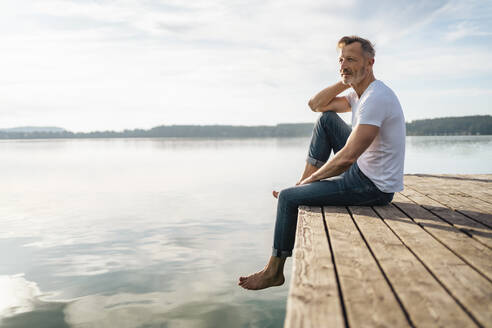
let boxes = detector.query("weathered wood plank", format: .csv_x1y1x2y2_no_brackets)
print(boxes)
406,174,492,181
323,206,409,328
404,175,492,215
404,174,492,192
350,206,476,327
374,203,492,326
393,193,492,282
284,206,344,328
403,183,492,228
444,193,492,214
406,192,492,228
400,188,492,249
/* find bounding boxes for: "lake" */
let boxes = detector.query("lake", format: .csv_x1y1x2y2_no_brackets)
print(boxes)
1,136,491,327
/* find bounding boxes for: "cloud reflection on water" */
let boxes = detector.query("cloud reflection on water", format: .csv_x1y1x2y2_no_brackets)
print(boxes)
62,291,286,328
0,273,286,328
7,137,490,326
0,274,42,318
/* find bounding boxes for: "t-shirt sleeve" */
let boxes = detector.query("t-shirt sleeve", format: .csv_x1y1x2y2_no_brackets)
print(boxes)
345,91,357,108
358,95,388,127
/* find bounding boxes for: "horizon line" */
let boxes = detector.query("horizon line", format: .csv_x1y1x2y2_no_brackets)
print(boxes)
2,114,491,133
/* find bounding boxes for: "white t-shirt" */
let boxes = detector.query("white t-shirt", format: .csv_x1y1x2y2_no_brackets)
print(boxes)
345,80,405,193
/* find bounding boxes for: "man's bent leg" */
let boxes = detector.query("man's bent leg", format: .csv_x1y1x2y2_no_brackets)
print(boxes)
241,164,392,291
273,164,392,256
307,111,352,168
272,177,344,256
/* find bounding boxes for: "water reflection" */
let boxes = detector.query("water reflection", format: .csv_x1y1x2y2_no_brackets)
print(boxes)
407,135,492,147
61,292,286,328
405,136,492,173
0,136,490,327
0,274,42,318
0,273,287,328
0,274,69,328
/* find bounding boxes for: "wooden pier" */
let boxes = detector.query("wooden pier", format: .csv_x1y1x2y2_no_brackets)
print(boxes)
285,174,492,328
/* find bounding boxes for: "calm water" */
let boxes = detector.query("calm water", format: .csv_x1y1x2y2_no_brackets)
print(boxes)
1,136,491,327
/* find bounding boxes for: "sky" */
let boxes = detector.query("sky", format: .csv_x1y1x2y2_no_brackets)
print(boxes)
1,0,491,132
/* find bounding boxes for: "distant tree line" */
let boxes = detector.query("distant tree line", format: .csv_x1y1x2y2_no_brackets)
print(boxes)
0,123,315,139
406,115,492,136
1,115,491,139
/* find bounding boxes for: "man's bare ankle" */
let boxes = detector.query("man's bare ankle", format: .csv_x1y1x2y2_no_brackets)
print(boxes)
263,266,284,278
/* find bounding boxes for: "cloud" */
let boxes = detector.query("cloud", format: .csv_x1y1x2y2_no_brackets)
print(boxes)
378,46,492,78
444,21,492,41
0,0,491,130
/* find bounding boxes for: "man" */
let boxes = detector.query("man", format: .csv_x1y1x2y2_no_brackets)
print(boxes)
238,36,405,290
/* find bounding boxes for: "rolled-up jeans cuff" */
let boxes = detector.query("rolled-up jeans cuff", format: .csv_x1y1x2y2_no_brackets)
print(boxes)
307,156,325,168
272,247,292,258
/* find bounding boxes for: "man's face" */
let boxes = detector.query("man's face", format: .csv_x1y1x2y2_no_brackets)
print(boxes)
338,42,373,85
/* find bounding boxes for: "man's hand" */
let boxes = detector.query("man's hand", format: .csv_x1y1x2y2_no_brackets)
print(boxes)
272,175,317,199
298,175,317,185
307,124,379,181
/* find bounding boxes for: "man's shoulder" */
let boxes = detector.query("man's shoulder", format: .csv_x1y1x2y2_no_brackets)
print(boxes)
370,80,395,96
366,80,399,104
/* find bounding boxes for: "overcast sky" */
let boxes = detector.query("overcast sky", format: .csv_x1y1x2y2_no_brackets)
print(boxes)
1,0,491,132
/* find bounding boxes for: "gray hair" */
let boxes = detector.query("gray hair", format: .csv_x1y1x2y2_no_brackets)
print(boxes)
337,36,375,58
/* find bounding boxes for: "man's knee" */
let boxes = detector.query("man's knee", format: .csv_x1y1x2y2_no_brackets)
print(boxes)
317,111,339,127
278,187,295,203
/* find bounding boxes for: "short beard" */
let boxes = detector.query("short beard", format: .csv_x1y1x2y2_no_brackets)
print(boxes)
352,65,367,84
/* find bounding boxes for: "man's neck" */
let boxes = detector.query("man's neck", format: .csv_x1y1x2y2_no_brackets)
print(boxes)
352,73,376,97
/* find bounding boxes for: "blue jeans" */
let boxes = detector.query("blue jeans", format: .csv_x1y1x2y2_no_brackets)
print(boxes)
272,111,394,258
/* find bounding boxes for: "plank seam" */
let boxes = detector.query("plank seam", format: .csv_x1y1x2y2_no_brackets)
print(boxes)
461,194,492,206
455,209,492,230
404,185,492,230
405,176,492,206
427,210,492,251
392,198,492,285
321,206,349,328
401,191,492,251
376,204,485,328
402,188,481,233
346,207,415,328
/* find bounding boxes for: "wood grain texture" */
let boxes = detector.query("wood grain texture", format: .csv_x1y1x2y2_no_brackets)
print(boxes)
284,206,344,328
403,175,492,227
400,187,492,249
323,206,409,328
350,205,477,327
392,193,492,281
404,185,492,228
374,202,492,327
285,175,492,327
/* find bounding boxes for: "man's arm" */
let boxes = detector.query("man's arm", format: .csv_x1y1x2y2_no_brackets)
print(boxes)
308,81,351,113
299,124,379,184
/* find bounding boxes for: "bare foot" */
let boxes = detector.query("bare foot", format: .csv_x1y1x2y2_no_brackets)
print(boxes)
238,270,285,290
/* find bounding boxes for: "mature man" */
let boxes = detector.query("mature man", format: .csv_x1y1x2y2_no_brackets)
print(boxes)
238,36,405,290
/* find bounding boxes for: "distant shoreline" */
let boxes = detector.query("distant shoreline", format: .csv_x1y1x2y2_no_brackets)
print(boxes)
1,115,491,139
